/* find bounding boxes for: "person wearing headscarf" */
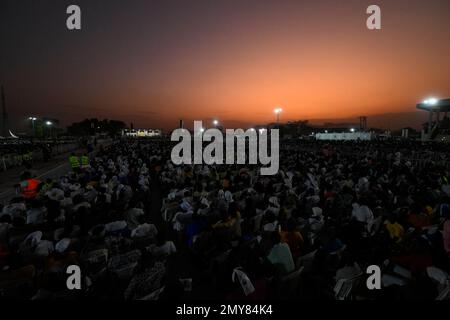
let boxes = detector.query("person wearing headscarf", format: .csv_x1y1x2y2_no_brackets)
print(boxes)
266,231,295,275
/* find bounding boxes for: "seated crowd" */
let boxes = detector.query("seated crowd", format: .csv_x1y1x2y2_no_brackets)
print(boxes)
0,138,450,300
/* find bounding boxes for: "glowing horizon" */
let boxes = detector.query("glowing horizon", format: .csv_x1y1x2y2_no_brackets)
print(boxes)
1,0,449,130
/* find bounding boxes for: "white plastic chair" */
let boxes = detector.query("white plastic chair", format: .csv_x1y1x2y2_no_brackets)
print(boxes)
334,273,363,300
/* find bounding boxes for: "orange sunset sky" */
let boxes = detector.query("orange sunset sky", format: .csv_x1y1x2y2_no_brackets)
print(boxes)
1,0,450,131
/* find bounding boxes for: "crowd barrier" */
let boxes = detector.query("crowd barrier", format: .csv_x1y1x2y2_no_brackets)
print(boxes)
0,142,79,172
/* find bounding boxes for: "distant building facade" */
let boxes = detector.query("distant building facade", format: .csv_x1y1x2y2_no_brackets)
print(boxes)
315,132,374,141
122,128,162,137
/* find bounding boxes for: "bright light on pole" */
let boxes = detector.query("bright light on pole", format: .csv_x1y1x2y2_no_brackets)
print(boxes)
274,107,283,124
423,97,438,106
45,121,53,138
213,120,219,126
350,128,355,133
28,117,37,137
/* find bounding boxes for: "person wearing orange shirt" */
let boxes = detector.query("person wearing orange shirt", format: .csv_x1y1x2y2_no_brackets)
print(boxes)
280,221,304,259
19,171,41,200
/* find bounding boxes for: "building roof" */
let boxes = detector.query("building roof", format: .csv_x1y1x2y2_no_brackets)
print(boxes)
416,98,450,112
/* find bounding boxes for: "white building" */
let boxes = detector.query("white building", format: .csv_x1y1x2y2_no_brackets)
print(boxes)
315,132,374,141
122,129,162,137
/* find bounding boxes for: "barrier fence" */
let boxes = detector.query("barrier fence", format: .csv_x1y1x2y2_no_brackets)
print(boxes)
0,142,79,172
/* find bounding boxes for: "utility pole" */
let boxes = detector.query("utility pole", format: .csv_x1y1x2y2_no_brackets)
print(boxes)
359,116,367,131
1,85,8,136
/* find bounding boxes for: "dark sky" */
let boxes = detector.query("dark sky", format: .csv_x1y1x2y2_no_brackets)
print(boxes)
1,0,449,131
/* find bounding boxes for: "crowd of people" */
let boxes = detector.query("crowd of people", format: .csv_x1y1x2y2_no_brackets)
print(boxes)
0,137,450,300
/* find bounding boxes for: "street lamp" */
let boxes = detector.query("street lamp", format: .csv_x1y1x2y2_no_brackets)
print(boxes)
423,97,438,106
28,117,37,137
213,120,219,126
274,107,283,124
45,121,53,138
350,128,355,133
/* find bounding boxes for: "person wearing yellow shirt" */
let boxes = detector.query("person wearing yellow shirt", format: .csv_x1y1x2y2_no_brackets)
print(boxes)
384,216,404,243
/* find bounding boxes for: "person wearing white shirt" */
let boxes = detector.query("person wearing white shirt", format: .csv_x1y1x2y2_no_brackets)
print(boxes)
351,203,374,224
263,220,278,232
152,231,177,258
26,200,47,225
2,200,26,219
267,231,295,275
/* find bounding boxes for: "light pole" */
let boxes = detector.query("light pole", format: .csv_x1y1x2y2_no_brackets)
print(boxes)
274,107,283,124
423,97,438,134
45,120,53,138
28,117,37,137
213,119,219,127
